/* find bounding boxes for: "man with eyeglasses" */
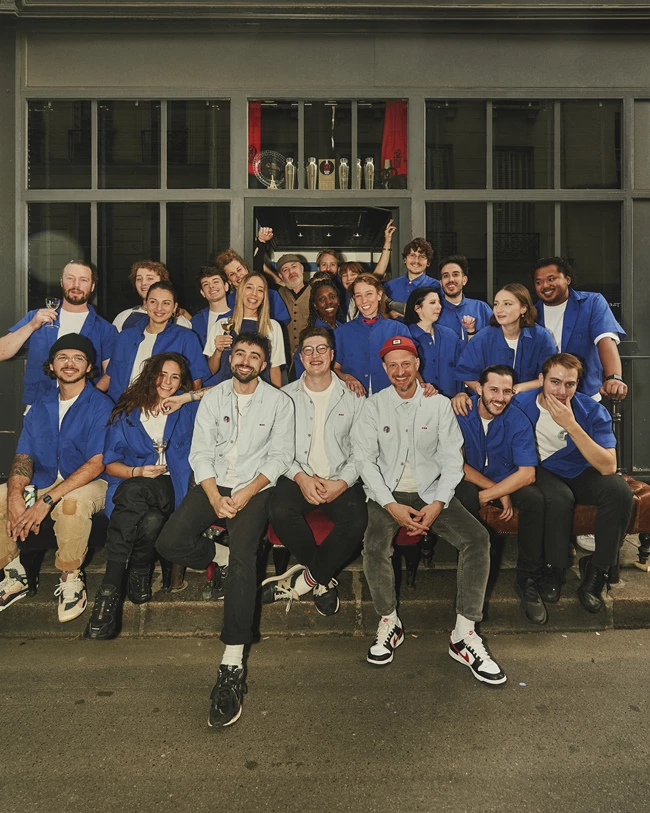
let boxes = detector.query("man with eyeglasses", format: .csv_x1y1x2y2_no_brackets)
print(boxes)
263,326,367,615
382,239,442,317
0,335,113,621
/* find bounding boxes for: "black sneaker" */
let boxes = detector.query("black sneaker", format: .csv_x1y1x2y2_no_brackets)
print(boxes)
577,555,608,614
208,665,247,728
85,586,121,640
127,566,152,605
313,579,339,616
515,578,548,625
538,564,565,604
203,565,228,601
260,564,306,611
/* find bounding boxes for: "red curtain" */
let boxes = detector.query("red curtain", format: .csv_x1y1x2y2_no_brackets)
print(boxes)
248,101,261,174
381,100,408,177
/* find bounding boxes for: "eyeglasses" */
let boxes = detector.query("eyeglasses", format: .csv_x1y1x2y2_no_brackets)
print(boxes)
301,344,330,356
53,354,87,364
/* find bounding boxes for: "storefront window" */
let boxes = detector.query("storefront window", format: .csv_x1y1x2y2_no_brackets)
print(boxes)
426,101,486,189
494,202,554,292
358,100,408,189
493,101,553,189
248,100,298,189
561,101,621,189
167,100,230,189
426,203,488,301
304,102,352,190
28,100,91,189
98,101,161,189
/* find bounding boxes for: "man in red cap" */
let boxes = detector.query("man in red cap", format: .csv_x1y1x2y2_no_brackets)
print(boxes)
353,335,506,684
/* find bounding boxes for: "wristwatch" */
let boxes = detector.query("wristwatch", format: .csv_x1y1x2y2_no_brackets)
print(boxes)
604,374,624,383
42,494,56,508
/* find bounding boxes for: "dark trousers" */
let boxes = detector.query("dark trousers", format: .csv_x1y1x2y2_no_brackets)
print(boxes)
156,483,270,645
455,479,545,582
535,466,633,571
106,476,175,569
268,477,367,585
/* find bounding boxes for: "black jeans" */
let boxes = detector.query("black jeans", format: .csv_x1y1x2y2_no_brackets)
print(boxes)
455,479,545,582
156,483,270,645
535,466,633,571
105,475,175,568
268,477,367,584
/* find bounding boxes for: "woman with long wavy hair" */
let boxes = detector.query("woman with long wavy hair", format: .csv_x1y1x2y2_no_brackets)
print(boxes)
86,352,199,639
205,271,285,388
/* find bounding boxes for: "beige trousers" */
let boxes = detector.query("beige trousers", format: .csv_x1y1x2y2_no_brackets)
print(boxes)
0,479,107,572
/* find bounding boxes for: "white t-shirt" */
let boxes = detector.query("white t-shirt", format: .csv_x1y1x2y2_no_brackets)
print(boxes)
304,378,335,479
396,398,419,492
141,411,169,467
542,300,568,351
57,309,89,339
129,330,157,385
211,317,286,368
535,399,568,462
223,391,255,488
203,309,233,355
57,392,81,478
504,336,519,365
480,415,491,467
113,307,192,332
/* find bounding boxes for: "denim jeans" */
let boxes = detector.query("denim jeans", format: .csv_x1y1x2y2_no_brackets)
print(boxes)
362,493,490,622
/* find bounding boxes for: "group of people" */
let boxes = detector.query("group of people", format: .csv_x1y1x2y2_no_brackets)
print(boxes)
0,226,633,729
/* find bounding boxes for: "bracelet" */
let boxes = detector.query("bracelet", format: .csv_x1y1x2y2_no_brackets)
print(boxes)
132,466,136,478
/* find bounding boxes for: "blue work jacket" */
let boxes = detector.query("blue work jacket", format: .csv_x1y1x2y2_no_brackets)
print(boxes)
106,321,210,403
513,389,616,479
226,288,290,325
455,325,556,385
408,322,462,398
457,396,538,483
334,315,410,395
16,382,113,488
383,273,442,304
191,306,233,348
436,295,493,342
9,305,117,405
535,287,626,397
102,402,198,517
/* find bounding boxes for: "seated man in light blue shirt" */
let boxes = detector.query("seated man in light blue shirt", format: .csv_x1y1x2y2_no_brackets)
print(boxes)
264,326,367,616
156,332,295,730
353,335,506,685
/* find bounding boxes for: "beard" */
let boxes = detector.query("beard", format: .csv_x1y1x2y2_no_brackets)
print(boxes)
63,289,92,306
481,393,505,417
231,366,260,384
55,370,88,385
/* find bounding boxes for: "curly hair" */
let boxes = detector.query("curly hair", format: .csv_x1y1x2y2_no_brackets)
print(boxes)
216,249,249,273
402,238,434,264
108,352,193,425
128,260,169,288
307,278,345,327
42,358,99,381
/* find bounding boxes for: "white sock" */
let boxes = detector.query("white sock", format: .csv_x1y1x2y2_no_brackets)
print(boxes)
382,609,399,625
7,556,26,577
452,614,475,642
212,542,230,567
293,570,316,596
221,644,244,668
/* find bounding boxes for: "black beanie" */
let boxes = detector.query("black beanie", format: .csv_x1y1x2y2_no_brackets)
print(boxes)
48,334,96,366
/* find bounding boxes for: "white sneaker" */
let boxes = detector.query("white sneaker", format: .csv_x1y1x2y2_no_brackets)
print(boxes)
54,571,87,622
367,616,404,666
577,534,596,552
449,629,507,685
260,564,306,614
0,568,29,612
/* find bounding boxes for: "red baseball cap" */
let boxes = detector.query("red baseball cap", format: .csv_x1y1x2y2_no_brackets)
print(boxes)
379,336,418,359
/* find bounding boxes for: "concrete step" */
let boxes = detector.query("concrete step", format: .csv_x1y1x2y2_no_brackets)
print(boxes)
2,536,649,638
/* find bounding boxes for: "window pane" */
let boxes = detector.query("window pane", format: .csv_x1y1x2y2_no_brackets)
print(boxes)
561,202,622,322
494,202,554,293
167,100,230,189
426,203,488,301
97,203,160,320
304,102,352,190
634,101,650,188
561,101,621,189
426,101,486,189
99,101,161,189
248,100,298,189
493,101,553,189
27,100,91,189
358,100,408,190
167,203,231,314
28,203,91,311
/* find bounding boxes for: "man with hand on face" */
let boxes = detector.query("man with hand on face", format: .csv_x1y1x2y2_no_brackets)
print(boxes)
263,327,367,616
353,336,506,684
156,333,294,730
436,255,493,342
533,257,626,401
455,365,547,625
0,260,117,405
513,353,633,614
0,335,113,621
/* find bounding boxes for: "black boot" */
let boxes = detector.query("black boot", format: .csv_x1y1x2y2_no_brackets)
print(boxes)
515,578,548,625
127,565,153,604
420,532,437,569
85,585,122,639
538,564,565,604
159,556,173,592
577,555,608,614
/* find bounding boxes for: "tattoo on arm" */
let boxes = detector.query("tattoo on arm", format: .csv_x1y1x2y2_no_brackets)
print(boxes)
9,453,34,480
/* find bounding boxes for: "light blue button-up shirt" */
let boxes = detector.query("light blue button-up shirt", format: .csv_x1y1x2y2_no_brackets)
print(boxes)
353,385,464,507
282,373,363,487
190,378,295,491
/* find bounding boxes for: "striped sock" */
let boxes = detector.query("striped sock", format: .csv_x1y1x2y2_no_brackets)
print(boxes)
293,569,317,596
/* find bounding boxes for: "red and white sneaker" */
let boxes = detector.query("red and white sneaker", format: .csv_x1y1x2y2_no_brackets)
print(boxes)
449,629,507,685
0,568,29,612
367,616,404,665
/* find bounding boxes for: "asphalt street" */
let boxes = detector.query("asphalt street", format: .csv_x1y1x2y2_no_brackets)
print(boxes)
3,630,649,813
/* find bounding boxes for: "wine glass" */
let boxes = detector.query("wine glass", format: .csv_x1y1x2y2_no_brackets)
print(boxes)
222,318,234,335
45,297,61,328
152,438,168,466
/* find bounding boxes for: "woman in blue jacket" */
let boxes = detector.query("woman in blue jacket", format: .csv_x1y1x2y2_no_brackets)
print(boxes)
405,286,462,398
86,352,198,640
452,283,556,415
333,274,410,396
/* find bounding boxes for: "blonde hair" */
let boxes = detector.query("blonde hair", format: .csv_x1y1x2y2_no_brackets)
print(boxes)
233,272,272,337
